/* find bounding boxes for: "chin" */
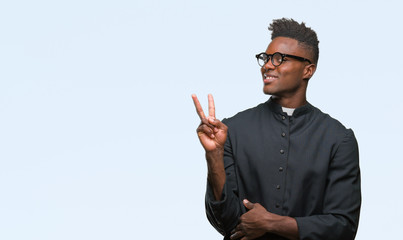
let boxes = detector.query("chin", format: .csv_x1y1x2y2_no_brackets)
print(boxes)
263,86,275,95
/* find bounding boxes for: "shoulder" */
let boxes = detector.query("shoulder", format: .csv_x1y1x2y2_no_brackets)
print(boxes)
310,105,357,146
313,106,345,129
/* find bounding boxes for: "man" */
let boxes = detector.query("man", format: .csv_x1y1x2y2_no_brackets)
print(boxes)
192,18,361,240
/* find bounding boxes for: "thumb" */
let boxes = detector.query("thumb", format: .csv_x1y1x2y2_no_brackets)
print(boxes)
243,199,254,210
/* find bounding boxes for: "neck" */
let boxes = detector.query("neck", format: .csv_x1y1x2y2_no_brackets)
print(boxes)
272,94,307,108
267,79,309,108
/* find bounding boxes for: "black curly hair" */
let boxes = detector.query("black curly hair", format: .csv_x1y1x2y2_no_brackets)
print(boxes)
269,18,319,64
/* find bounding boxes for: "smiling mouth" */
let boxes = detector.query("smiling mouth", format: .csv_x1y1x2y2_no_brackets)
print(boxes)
263,73,278,83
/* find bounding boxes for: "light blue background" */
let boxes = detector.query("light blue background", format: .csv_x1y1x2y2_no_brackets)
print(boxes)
1,0,402,239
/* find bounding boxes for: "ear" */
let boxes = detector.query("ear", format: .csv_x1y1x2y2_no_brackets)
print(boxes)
303,64,317,80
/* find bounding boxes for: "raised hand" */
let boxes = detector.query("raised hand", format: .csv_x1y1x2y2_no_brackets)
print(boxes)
192,94,228,152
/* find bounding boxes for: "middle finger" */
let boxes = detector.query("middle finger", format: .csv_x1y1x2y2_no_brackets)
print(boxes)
208,94,215,119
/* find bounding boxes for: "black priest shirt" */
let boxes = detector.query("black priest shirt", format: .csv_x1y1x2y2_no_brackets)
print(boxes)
205,98,361,240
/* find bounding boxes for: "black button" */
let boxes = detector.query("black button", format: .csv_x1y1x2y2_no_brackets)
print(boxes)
279,167,283,172
276,185,281,189
280,149,284,154
282,115,286,120
281,132,286,137
275,203,280,208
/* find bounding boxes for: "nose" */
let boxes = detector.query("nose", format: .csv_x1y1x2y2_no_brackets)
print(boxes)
262,58,275,72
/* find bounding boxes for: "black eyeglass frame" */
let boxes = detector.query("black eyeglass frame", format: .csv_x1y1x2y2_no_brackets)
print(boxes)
255,52,312,67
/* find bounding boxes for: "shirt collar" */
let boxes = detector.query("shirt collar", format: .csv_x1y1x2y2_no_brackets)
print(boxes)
266,97,314,117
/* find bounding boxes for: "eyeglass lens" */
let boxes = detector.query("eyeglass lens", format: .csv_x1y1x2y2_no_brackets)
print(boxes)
257,53,283,67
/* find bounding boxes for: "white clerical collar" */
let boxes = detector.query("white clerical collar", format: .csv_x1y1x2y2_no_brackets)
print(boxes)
282,107,295,116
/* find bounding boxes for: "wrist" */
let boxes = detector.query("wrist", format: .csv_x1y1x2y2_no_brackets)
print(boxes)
205,147,224,156
263,213,286,232
205,148,224,165
266,214,298,240
263,211,275,233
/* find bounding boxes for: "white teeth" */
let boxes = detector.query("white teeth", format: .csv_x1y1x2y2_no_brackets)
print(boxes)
264,73,276,79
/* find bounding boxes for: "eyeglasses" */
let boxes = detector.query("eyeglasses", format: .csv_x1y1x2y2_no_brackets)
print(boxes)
255,52,312,67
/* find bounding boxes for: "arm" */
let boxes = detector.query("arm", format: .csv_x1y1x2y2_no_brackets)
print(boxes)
192,94,227,200
206,147,226,201
192,94,242,236
295,129,361,240
205,128,243,237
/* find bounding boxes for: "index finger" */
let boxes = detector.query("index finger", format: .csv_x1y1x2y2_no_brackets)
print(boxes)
191,94,206,120
208,94,215,119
